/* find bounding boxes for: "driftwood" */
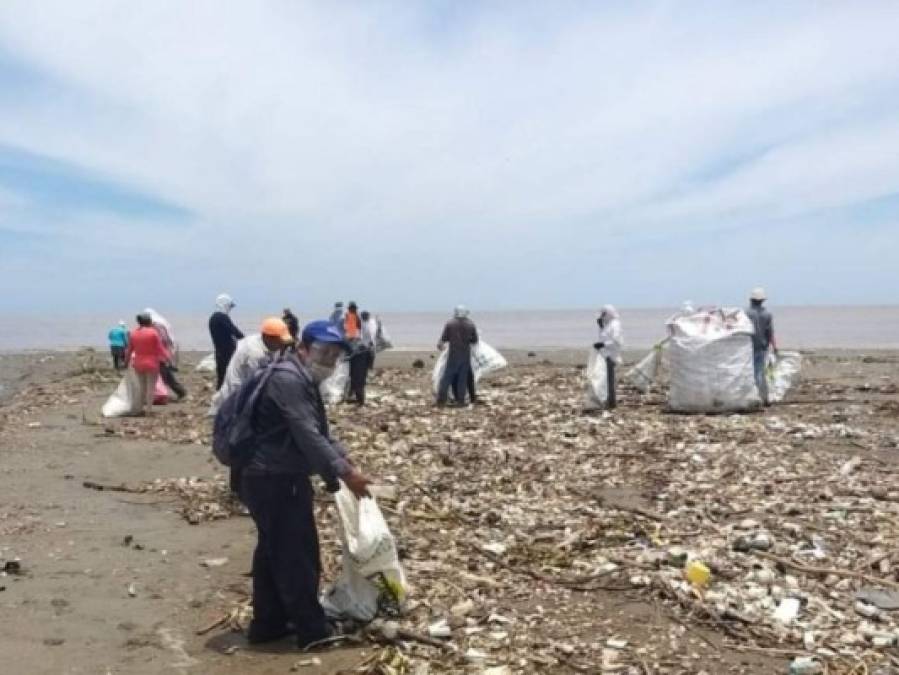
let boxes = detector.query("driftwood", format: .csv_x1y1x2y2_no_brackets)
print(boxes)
753,551,899,589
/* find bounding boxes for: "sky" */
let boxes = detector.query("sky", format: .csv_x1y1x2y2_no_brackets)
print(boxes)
1,1,898,315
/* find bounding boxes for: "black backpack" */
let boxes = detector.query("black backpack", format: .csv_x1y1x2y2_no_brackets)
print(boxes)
211,358,300,468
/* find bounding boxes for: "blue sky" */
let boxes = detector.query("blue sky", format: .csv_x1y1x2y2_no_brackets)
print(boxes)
0,1,898,315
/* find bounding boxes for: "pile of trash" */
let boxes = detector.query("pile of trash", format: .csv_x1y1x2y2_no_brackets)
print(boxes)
12,354,899,673
143,476,241,524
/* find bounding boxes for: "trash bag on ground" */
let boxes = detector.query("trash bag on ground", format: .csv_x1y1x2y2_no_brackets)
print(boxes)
195,354,216,372
321,483,407,623
584,349,608,409
667,308,761,413
767,350,802,403
320,360,350,405
101,369,142,417
431,341,508,395
626,343,665,393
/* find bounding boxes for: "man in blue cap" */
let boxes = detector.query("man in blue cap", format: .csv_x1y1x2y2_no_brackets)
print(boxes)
241,320,373,648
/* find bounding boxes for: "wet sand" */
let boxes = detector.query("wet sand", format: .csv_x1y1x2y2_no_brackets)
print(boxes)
0,347,897,674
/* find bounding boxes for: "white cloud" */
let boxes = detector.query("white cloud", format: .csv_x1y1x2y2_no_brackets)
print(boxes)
0,1,897,309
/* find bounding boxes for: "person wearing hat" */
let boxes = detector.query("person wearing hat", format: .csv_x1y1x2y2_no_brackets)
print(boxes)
282,308,300,342
328,301,345,328
209,317,294,416
211,317,294,493
108,320,129,370
241,319,373,649
145,307,186,401
208,293,244,390
593,305,623,409
124,312,170,415
343,301,362,341
436,305,479,405
747,287,777,405
342,302,369,404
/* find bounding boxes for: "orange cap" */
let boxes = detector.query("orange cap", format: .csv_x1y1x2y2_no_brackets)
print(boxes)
260,317,293,343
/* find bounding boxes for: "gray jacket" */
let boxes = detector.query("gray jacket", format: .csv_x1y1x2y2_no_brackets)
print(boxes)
746,305,774,351
244,354,350,488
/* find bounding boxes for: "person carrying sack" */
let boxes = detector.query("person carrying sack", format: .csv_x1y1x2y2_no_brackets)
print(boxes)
593,305,623,410
235,320,374,648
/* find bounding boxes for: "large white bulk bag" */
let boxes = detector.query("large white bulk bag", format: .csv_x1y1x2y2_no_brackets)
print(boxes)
667,309,761,413
431,341,507,395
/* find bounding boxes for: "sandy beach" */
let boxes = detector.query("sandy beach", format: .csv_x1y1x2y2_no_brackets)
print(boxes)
1,347,898,674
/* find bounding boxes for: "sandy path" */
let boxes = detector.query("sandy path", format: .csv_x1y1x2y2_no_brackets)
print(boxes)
0,376,369,674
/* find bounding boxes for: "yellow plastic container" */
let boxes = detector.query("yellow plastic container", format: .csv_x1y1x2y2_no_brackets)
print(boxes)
685,560,711,587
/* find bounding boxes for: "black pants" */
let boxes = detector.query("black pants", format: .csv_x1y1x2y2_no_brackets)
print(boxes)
159,363,186,399
348,351,370,404
241,474,328,645
110,346,125,370
229,466,243,497
215,347,234,390
606,358,617,409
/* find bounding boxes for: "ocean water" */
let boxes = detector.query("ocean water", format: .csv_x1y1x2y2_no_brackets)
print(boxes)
2,306,899,352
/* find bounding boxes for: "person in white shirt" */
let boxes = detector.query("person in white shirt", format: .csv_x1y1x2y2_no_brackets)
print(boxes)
360,310,378,372
208,317,293,416
593,305,623,409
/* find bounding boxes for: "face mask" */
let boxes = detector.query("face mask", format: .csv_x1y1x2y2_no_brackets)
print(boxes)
307,363,335,383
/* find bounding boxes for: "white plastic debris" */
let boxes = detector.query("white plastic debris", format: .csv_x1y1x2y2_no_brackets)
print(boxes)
773,597,801,624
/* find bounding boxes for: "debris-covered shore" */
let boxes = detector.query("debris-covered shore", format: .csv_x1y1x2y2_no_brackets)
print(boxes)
3,349,899,673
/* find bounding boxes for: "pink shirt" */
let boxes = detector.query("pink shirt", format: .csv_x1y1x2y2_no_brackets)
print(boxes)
125,327,169,373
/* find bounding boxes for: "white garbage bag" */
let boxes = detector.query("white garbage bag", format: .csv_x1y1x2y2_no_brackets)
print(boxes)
208,335,272,416
584,349,608,409
195,354,216,372
319,359,350,405
471,342,508,378
431,350,448,395
626,344,664,393
431,341,507,395
767,351,802,403
321,484,407,622
101,370,142,418
667,308,761,413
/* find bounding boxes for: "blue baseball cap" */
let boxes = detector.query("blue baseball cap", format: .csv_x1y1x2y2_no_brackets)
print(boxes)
301,320,350,351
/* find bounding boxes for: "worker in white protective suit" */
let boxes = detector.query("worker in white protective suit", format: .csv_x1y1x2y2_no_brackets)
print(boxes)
593,305,623,409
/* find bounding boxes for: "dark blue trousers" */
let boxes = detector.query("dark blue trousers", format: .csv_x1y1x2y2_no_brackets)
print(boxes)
438,357,470,404
241,474,328,645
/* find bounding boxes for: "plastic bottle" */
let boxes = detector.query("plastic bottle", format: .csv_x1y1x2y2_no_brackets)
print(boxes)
789,656,823,674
